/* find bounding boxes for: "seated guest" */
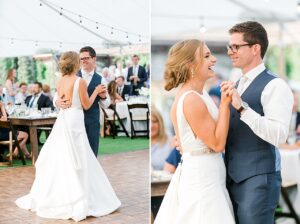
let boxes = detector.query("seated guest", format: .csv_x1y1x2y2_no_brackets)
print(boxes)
116,76,132,100
151,108,173,170
0,102,30,158
127,55,147,95
108,80,124,105
151,108,174,218
25,82,54,110
164,147,182,173
15,82,28,105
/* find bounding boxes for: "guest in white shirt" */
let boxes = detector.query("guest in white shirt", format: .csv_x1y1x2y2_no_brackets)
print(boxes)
15,82,28,105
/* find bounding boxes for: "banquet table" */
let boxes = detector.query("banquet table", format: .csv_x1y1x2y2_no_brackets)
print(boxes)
0,116,56,165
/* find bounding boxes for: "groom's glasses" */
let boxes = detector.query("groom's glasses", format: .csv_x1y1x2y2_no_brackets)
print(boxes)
227,44,253,53
80,56,92,61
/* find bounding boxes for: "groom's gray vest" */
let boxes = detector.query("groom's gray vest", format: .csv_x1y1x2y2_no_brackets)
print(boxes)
225,69,277,183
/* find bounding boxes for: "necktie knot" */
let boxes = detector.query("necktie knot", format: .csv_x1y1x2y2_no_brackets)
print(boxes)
237,76,248,94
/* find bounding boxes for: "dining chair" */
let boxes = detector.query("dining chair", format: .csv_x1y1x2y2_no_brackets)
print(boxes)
127,103,149,139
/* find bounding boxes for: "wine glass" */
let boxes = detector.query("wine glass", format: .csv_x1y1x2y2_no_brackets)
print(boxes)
125,94,129,101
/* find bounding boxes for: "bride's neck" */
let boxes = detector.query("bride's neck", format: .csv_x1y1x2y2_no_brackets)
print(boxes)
182,79,205,94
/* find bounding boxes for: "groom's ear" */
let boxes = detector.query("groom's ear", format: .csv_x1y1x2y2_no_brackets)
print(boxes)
252,44,261,57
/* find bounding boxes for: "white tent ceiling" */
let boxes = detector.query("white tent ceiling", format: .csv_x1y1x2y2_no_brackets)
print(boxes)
152,0,300,45
0,0,150,57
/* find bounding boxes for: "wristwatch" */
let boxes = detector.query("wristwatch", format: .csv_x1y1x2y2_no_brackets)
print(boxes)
237,101,249,114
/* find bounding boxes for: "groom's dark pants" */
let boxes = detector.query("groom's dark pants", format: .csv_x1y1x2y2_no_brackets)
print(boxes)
227,171,281,224
85,122,100,157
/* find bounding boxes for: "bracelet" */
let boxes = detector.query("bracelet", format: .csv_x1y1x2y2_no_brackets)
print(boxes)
99,96,107,100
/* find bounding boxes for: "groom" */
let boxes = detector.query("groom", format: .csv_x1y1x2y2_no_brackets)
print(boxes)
55,46,110,157
222,21,293,224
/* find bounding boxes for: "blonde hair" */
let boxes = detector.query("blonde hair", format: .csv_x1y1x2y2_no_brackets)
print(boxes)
59,51,80,76
164,39,204,91
6,68,16,82
151,108,168,146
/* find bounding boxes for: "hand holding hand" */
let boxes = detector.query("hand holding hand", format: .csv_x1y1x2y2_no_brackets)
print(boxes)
220,81,234,105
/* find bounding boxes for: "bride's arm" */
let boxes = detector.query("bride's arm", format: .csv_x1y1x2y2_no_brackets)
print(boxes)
183,92,231,152
79,79,102,110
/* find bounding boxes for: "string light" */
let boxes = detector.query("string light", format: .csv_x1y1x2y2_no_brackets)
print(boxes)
79,15,82,25
59,42,62,48
199,17,207,33
39,0,148,43
35,41,39,47
10,38,14,46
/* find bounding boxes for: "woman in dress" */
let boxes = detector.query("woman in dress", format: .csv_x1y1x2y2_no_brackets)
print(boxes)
4,68,17,104
154,39,235,224
15,51,121,222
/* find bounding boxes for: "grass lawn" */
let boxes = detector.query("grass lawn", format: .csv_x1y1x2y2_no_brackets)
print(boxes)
0,136,149,169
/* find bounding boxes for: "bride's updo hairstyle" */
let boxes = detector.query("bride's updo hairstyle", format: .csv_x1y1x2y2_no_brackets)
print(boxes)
164,39,204,91
59,51,80,76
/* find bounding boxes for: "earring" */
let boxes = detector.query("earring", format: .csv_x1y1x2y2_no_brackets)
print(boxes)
191,69,195,78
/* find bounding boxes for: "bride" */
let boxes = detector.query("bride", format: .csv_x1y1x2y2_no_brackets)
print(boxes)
15,51,121,222
154,40,235,224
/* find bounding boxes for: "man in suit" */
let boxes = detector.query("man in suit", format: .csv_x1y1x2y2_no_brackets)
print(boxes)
222,21,293,224
116,75,131,100
127,55,147,95
55,46,109,157
25,82,53,110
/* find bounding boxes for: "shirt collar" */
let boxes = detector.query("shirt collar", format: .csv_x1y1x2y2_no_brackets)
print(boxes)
242,63,266,81
81,69,94,77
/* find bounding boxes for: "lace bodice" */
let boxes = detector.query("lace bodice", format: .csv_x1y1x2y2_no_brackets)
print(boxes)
176,90,219,154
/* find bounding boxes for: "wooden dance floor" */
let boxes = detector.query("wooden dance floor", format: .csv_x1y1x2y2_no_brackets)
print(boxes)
0,150,149,224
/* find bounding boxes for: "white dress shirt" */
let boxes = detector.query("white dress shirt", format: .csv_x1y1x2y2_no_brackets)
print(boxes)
81,69,94,86
239,63,293,147
28,93,42,108
15,92,28,105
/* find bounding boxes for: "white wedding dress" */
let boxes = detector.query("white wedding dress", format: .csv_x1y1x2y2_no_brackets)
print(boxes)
15,78,121,222
155,90,235,224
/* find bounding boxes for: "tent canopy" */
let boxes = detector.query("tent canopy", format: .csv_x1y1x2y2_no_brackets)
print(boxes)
152,0,300,45
0,0,149,57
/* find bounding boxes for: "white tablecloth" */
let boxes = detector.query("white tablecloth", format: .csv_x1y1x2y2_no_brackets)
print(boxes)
279,148,300,214
103,97,149,136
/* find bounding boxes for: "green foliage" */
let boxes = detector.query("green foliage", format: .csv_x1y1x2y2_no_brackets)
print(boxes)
266,45,300,81
0,58,17,83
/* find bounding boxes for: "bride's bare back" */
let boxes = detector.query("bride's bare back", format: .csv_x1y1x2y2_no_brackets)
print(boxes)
57,75,78,105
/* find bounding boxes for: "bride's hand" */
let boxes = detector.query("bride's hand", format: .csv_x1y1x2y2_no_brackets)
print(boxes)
220,81,235,105
95,84,106,94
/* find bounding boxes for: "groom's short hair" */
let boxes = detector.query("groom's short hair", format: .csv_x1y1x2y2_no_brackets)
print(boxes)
229,21,268,59
80,46,96,58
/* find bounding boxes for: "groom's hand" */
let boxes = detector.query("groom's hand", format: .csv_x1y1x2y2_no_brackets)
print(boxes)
231,89,243,110
55,98,71,109
174,136,183,154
